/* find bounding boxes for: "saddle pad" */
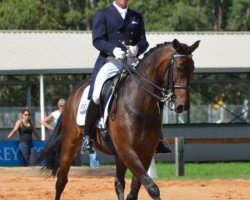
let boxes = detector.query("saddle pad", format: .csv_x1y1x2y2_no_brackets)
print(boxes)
76,85,113,128
76,85,90,126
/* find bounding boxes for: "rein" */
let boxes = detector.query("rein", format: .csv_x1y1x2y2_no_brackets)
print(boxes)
121,51,192,103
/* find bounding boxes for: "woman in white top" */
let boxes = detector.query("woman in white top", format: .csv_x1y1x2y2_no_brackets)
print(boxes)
41,98,66,131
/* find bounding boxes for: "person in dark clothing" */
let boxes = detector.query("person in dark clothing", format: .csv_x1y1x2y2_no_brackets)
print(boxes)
7,109,40,166
81,0,149,154
81,0,171,155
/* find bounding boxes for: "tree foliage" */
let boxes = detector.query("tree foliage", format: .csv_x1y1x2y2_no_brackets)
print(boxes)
0,0,249,31
226,0,250,30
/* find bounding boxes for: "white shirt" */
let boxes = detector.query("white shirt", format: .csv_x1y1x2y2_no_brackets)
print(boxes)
113,2,128,19
51,110,61,125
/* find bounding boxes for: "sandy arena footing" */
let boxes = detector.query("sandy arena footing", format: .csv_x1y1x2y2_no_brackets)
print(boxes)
0,167,249,200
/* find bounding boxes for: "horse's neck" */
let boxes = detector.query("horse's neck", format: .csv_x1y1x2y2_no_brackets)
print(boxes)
125,50,168,108
137,48,170,84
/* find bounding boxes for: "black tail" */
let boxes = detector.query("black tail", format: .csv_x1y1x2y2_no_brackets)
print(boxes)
34,114,63,176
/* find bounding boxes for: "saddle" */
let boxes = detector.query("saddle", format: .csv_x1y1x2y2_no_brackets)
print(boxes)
99,67,129,116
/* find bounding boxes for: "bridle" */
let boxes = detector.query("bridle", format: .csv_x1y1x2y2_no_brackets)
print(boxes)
121,50,193,103
161,51,192,102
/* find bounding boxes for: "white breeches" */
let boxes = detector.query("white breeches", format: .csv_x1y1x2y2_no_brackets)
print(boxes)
92,58,139,104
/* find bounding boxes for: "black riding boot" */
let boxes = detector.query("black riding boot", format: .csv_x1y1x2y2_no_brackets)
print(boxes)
155,134,171,154
81,99,99,154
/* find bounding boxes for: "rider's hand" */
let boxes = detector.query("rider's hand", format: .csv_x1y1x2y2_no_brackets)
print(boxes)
113,47,125,60
126,45,138,58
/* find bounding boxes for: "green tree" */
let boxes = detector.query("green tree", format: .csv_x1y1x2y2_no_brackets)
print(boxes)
0,0,86,30
0,0,249,31
0,0,40,29
226,0,250,30
167,1,209,31
200,0,232,31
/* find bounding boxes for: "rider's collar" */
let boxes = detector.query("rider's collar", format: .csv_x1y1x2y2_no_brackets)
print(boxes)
113,2,128,16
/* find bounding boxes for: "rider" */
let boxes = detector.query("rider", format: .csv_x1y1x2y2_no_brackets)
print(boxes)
81,0,171,154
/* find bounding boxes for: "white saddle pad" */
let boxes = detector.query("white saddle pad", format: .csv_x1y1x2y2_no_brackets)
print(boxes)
76,85,113,129
76,85,90,126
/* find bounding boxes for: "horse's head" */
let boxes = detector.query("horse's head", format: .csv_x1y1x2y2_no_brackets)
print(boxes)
164,39,200,113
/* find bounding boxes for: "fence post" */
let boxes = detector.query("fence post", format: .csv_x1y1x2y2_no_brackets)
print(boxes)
175,137,184,176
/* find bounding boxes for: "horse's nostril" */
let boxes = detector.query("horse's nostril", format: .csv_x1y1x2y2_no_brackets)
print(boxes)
176,106,183,113
176,105,189,113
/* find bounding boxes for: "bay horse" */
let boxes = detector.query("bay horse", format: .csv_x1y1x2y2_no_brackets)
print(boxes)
36,39,200,200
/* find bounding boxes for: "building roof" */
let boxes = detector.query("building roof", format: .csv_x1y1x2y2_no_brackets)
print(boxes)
148,32,250,73
0,30,250,75
0,31,95,75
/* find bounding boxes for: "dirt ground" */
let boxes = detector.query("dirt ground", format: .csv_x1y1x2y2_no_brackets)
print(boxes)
0,166,250,200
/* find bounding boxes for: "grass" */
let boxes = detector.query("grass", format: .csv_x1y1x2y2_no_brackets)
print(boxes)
125,162,250,180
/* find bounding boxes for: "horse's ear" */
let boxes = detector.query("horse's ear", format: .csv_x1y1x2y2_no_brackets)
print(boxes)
172,39,181,51
190,40,200,53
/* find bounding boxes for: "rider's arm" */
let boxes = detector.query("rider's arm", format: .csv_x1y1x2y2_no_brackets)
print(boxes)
135,14,149,56
92,9,116,55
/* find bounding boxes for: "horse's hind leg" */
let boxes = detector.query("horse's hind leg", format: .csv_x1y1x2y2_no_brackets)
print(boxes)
55,138,80,200
126,175,141,200
115,157,127,200
55,150,76,200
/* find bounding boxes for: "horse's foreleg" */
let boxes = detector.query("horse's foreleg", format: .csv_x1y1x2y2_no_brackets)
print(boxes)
140,173,160,200
122,153,160,200
55,145,79,200
115,156,127,200
126,175,141,200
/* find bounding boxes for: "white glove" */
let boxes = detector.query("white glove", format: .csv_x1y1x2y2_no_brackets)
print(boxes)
126,45,138,58
113,47,125,60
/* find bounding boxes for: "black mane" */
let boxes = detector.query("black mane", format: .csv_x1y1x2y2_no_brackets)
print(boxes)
141,42,172,62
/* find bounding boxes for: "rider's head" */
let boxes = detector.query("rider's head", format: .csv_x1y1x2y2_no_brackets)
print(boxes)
115,0,128,9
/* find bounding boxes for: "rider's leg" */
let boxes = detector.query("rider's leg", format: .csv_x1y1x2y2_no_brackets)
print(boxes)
81,61,119,154
155,133,171,154
81,99,99,154
88,64,103,100
92,61,120,104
